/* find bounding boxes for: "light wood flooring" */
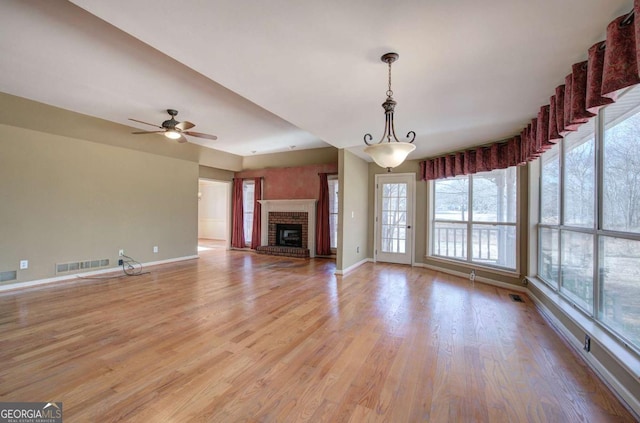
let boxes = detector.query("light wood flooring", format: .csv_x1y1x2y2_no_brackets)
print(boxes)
0,246,636,422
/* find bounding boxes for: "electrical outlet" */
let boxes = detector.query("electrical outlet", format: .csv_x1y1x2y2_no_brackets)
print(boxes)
356,246,360,253
119,249,124,256
584,334,591,352
153,246,158,253
469,269,476,281
19,260,29,270
118,259,124,266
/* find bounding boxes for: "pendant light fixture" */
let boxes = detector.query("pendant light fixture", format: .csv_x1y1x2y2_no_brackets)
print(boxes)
363,52,416,171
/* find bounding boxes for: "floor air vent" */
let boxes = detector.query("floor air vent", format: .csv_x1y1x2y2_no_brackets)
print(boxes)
0,270,17,282
57,258,110,274
509,294,524,303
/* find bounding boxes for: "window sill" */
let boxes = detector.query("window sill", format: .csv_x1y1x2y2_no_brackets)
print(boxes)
527,276,640,379
425,255,520,279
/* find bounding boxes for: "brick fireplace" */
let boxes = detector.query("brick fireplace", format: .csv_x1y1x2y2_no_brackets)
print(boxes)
255,199,317,258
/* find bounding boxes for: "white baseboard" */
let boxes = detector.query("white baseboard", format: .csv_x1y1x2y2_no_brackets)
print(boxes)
527,288,640,419
335,258,372,275
414,262,527,293
0,255,199,294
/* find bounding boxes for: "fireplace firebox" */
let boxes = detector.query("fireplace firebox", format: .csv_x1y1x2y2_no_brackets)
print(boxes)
276,224,303,248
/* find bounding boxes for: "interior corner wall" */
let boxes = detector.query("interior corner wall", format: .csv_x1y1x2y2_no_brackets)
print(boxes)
337,150,369,271
0,123,198,285
199,165,234,181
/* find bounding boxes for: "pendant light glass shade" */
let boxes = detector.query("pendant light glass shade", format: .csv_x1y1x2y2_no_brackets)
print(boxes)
364,142,416,169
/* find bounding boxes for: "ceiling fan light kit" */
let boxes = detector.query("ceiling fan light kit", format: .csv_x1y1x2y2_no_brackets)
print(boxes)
129,109,217,143
164,130,181,140
363,52,416,171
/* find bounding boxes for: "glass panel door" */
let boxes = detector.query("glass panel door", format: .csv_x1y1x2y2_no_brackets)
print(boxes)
376,174,414,264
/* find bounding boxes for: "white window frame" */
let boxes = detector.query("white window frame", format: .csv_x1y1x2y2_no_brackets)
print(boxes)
328,176,338,251
242,180,255,246
429,168,519,273
537,86,640,354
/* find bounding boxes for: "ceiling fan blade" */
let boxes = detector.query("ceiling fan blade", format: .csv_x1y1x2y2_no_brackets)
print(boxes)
175,120,195,131
129,118,163,129
132,130,166,135
177,134,188,143
183,131,218,140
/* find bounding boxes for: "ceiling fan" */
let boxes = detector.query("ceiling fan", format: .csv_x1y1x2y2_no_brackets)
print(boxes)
129,109,217,143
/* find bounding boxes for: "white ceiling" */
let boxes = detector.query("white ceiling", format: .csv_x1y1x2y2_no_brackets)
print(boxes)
0,0,632,161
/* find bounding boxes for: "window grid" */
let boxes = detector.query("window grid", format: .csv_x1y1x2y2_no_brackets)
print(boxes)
381,183,408,254
537,94,640,352
431,168,518,271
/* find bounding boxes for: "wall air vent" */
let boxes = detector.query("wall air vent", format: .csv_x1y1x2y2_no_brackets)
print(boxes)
56,258,110,274
0,270,18,282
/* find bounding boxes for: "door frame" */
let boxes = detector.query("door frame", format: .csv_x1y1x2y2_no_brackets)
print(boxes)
373,172,416,265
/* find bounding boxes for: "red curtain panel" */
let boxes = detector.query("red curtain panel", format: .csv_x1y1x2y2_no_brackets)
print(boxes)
316,173,331,256
231,178,245,248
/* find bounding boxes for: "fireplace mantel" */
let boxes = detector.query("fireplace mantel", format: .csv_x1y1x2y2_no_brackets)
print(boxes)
258,199,317,257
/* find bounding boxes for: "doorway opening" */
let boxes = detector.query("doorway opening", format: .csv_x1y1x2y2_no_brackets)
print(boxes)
198,179,231,251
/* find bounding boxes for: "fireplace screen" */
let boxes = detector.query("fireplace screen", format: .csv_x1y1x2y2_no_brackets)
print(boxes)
276,224,303,248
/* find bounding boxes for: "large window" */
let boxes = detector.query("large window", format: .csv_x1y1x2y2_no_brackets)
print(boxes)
242,180,255,245
431,167,518,270
328,177,338,250
538,85,640,351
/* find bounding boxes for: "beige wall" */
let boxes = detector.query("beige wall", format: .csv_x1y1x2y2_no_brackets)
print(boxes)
0,123,198,284
0,92,243,172
199,165,234,181
241,147,338,170
337,150,369,271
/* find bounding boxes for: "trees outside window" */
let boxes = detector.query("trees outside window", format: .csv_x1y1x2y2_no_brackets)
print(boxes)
431,167,517,270
537,86,640,350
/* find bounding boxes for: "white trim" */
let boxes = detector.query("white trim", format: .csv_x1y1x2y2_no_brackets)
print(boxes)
527,277,640,378
425,255,520,278
527,281,640,419
415,262,527,293
0,255,199,294
258,199,317,257
335,258,372,275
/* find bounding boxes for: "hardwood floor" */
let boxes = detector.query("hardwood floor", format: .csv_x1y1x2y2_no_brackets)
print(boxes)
0,248,636,422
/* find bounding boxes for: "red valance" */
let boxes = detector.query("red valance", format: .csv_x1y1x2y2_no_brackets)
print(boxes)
420,7,640,181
